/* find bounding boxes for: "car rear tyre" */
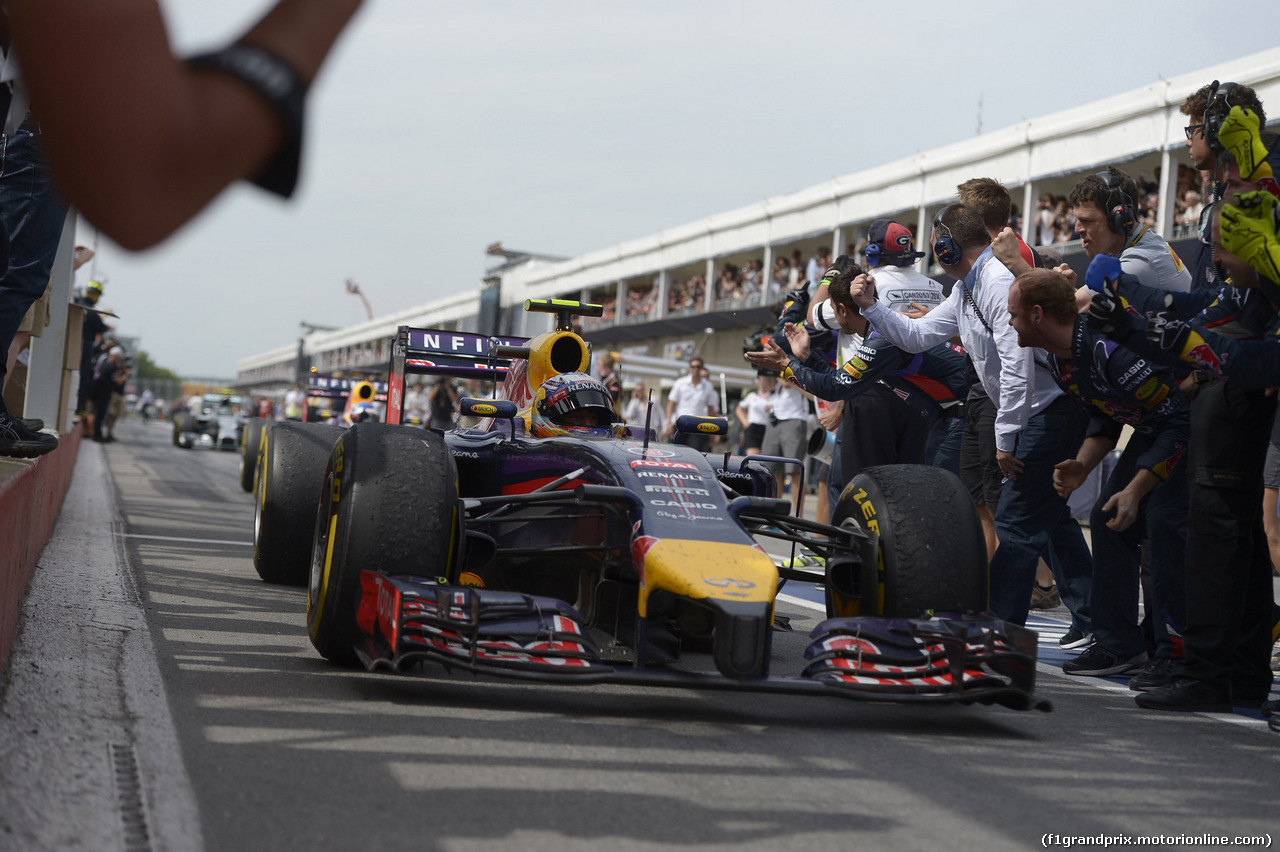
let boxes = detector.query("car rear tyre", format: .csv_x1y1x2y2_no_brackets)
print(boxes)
307,422,460,665
253,422,343,585
240,420,266,492
828,464,987,619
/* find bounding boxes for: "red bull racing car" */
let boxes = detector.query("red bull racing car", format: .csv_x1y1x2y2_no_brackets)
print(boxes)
255,299,1048,711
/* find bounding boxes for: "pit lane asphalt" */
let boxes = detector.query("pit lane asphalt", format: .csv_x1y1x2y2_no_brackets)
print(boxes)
1,418,1277,852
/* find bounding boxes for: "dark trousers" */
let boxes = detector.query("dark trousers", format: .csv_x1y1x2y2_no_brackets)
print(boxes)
1088,433,1188,659
988,396,1091,627
91,389,113,439
839,383,933,486
1181,379,1277,699
0,120,66,412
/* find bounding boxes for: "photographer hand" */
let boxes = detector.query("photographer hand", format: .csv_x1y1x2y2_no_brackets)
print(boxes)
1217,106,1273,182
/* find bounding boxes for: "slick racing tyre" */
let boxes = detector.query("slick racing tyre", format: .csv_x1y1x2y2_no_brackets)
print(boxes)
307,422,460,665
177,414,197,449
240,419,266,493
254,421,343,585
828,464,986,619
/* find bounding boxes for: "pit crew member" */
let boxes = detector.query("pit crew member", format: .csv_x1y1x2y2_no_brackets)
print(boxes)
1009,268,1189,689
850,202,1093,635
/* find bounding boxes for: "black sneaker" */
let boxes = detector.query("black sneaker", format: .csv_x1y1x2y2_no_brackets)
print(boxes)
1128,657,1180,691
1058,626,1095,649
0,412,58,458
1133,677,1231,713
1063,645,1147,676
20,417,44,431
1262,698,1278,718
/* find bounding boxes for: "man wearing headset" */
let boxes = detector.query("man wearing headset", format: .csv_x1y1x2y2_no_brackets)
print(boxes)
1180,80,1270,293
1069,166,1191,293
848,202,1093,637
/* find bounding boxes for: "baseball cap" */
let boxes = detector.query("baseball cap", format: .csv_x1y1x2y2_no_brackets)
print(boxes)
866,219,925,265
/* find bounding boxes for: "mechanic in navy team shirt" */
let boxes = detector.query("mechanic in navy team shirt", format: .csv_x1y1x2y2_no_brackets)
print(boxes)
1008,268,1189,690
746,261,968,491
1086,180,1280,713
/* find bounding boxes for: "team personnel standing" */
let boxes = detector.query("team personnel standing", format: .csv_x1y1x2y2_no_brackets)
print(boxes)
735,374,774,455
850,203,1092,636
1087,189,1279,712
1009,269,1190,689
800,224,946,507
1180,81,1271,292
663,356,719,451
747,267,967,495
759,376,809,514
1069,167,1192,293
956,179,1048,580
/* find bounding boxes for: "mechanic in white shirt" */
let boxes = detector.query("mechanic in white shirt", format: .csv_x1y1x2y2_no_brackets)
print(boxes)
663,356,719,451
850,202,1093,633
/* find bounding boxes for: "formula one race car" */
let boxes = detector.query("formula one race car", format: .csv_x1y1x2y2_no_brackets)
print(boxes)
253,300,1047,711
173,393,246,451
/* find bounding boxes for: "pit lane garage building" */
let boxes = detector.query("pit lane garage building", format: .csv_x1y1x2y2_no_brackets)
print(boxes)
236,47,1280,395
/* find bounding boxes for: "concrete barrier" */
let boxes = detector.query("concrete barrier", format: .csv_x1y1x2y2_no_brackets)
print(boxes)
0,424,83,675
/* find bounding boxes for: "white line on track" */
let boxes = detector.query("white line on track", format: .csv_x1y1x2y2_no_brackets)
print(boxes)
776,592,826,613
117,532,254,546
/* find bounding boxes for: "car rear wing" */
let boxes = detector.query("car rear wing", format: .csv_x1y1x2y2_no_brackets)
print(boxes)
302,377,389,423
386,326,529,425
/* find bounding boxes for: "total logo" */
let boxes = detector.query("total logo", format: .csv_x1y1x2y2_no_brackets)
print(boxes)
630,460,699,470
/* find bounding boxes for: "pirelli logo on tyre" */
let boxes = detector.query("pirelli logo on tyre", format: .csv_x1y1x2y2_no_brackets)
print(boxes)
850,487,879,535
331,439,345,503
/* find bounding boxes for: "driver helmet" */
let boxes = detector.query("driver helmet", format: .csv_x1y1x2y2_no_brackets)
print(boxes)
530,372,617,438
349,401,379,423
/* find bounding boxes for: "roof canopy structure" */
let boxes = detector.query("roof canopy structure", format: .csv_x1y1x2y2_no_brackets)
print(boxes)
238,47,1280,382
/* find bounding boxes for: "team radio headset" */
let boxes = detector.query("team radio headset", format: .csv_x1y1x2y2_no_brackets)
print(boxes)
932,215,995,335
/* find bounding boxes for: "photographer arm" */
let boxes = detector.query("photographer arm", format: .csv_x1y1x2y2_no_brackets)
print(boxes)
7,0,363,250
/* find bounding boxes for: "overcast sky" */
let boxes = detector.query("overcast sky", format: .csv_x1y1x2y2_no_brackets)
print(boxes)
75,0,1278,378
